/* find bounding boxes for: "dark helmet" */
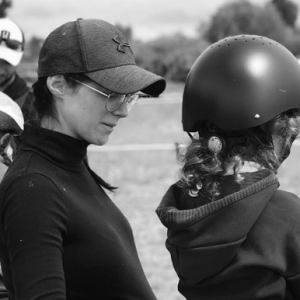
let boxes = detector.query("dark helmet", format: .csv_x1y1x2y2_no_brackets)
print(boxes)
182,35,300,132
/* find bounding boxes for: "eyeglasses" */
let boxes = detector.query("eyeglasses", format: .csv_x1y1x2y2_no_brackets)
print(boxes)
69,77,140,113
0,38,23,51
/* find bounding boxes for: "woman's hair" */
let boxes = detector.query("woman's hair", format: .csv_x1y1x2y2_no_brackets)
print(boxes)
27,73,117,192
29,73,93,125
178,109,300,201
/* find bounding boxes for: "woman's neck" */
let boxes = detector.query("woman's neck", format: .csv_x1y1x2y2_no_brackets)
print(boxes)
41,117,60,131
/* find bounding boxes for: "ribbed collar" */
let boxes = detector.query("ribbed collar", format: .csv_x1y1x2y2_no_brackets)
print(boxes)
20,124,89,172
156,169,279,231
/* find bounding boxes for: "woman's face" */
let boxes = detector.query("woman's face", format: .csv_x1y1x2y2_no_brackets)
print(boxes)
55,79,129,145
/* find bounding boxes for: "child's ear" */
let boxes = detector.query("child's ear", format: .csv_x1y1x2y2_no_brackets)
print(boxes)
47,75,66,96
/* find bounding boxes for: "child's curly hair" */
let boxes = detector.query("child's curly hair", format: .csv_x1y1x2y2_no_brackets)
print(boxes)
177,109,300,201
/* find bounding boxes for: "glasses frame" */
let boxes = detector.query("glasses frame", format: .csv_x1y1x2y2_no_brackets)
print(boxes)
69,77,139,113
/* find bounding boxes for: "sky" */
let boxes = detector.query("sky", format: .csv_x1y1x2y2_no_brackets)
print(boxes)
8,0,300,42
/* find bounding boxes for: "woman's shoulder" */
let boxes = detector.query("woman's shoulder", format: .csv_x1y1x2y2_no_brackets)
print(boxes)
2,147,59,186
0,171,68,228
0,166,63,210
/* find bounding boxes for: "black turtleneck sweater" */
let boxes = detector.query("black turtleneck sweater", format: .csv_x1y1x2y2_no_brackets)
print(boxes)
0,125,157,300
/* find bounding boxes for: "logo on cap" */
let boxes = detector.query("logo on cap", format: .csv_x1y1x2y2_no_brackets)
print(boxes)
113,36,133,54
1,30,10,40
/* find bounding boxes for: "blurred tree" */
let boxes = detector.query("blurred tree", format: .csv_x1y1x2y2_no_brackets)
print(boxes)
115,23,133,42
272,0,299,27
22,36,44,63
283,26,300,55
17,35,44,84
202,0,289,45
132,34,209,82
0,0,12,18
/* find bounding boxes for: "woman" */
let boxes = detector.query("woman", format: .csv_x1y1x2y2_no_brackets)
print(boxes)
156,35,300,299
0,19,165,300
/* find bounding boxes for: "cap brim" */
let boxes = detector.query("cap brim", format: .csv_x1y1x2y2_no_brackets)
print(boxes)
0,46,23,66
85,65,166,96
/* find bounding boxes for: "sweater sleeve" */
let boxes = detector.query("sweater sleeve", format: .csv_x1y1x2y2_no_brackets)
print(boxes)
1,173,68,300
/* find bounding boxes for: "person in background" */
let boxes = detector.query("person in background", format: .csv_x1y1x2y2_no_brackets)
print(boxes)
0,91,24,300
0,18,29,108
156,35,300,299
0,18,165,300
0,91,23,169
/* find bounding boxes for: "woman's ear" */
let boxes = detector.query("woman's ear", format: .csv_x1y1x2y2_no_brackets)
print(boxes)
47,75,66,96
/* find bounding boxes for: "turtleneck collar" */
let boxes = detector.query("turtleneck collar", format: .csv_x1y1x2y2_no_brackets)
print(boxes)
20,124,89,172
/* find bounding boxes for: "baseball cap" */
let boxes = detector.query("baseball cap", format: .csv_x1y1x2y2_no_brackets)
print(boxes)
0,91,24,135
38,18,166,96
0,18,24,66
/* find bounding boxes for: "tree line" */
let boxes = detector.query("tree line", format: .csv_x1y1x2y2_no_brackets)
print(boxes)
7,0,300,83
130,0,300,82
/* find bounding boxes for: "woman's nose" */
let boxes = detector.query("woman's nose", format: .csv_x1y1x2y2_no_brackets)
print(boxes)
112,102,129,118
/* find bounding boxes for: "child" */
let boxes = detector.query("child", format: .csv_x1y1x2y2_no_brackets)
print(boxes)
156,35,300,299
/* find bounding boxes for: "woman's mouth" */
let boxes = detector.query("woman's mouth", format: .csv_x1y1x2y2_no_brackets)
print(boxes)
101,123,115,132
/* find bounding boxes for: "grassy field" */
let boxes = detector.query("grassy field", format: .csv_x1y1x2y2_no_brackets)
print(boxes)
87,82,300,300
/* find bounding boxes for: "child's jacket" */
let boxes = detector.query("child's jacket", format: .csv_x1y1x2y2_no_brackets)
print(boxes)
156,169,300,299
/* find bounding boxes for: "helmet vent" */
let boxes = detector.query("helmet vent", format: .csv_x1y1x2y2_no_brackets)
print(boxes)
211,35,280,49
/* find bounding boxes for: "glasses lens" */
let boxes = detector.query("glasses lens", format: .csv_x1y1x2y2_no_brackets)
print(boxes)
125,94,139,112
106,94,139,112
106,94,126,112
